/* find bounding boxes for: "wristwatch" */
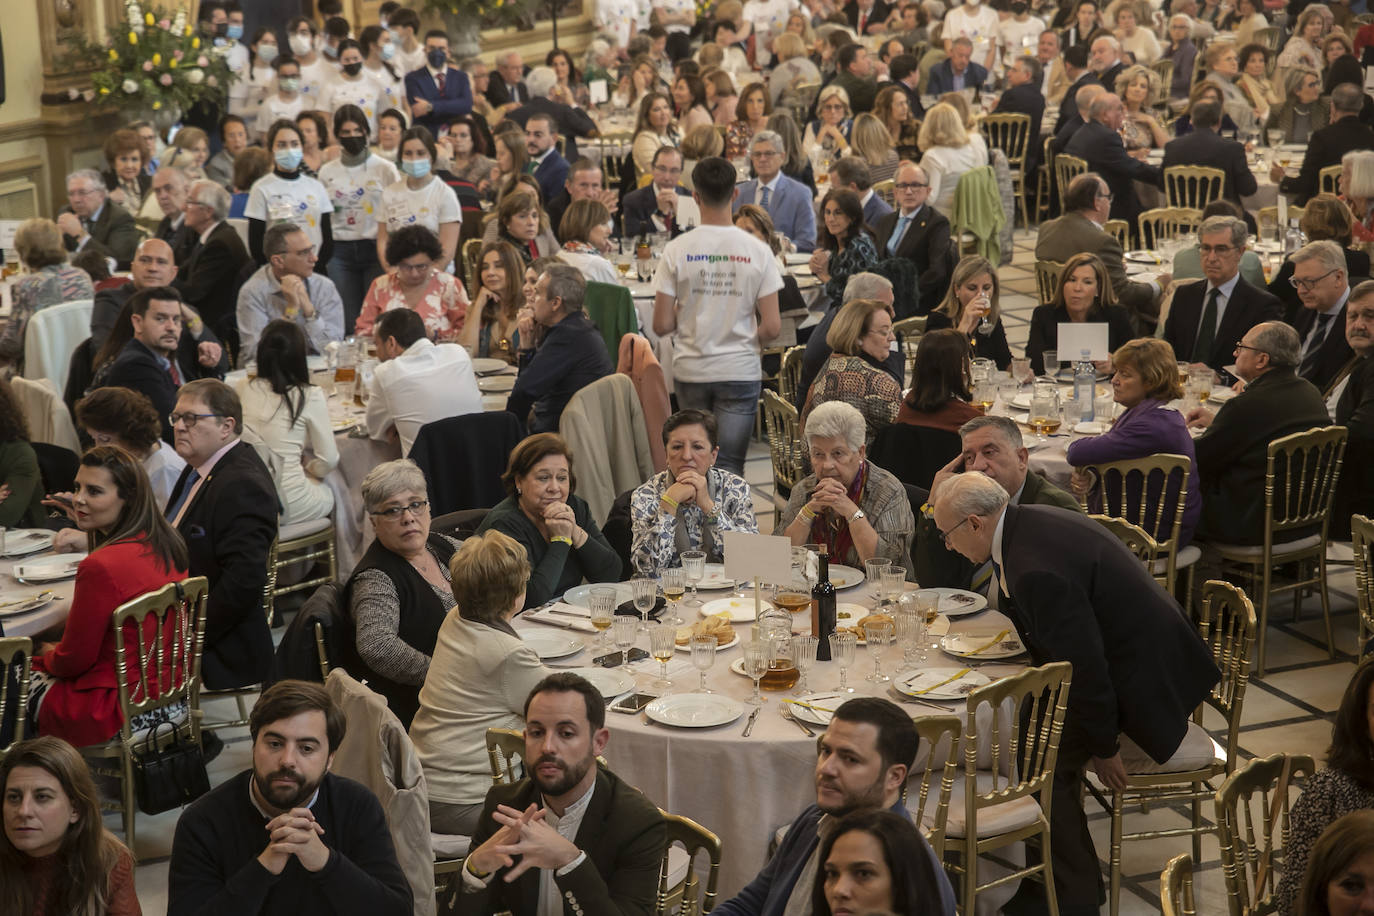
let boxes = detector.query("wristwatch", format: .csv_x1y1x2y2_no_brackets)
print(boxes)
849,508,866,523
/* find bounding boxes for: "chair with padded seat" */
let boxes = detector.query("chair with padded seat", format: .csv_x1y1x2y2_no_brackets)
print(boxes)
1161,854,1197,916
908,714,963,860
0,636,32,754
1215,752,1316,916
265,516,338,624
583,281,639,358
1353,513,1374,662
655,809,723,916
431,508,492,541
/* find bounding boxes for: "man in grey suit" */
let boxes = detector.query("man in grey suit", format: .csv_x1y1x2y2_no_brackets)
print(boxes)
732,131,817,252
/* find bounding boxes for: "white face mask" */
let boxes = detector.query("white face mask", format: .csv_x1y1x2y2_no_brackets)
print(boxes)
289,34,313,57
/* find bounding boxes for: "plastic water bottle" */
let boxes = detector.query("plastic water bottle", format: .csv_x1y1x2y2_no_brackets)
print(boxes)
1074,349,1095,423
1284,219,1305,257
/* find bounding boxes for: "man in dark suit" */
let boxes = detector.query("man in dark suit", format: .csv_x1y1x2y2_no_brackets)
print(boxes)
1274,83,1374,205
831,44,878,113
933,471,1220,916
1333,281,1374,540
485,50,528,109
829,156,892,226
1038,174,1165,329
926,37,988,96
1185,321,1332,544
622,147,698,237
872,161,952,312
1289,240,1357,392
175,180,251,359
165,379,277,691
402,30,473,136
1065,93,1162,228
1089,34,1126,90
1163,214,1282,378
845,0,893,35
547,159,620,238
57,169,142,270
150,167,197,265
1056,44,1098,135
995,55,1047,150
460,673,666,914
1162,100,1257,212
887,53,927,121
1051,81,1104,161
506,65,599,163
523,112,570,206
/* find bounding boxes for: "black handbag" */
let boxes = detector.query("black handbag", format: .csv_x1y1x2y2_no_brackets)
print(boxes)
131,720,211,815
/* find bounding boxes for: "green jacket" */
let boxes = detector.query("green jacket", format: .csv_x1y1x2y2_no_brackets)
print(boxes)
0,440,47,528
950,165,1004,266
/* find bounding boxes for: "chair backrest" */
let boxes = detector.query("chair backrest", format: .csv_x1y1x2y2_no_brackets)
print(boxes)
1164,165,1225,210
31,442,80,495
0,636,32,753
982,112,1031,170
486,726,525,785
124,577,210,741
657,809,723,916
1103,219,1130,251
1035,259,1065,306
408,411,524,515
23,299,94,390
461,237,484,296
1354,513,1374,663
1150,59,1175,92
1138,207,1204,249
761,389,803,498
1254,26,1281,52
583,281,638,358
868,423,963,490
893,315,927,380
1161,853,1197,916
1089,514,1164,573
962,662,1072,826
1197,580,1258,771
910,713,962,858
1054,154,1089,212
872,178,896,207
1079,452,1191,587
1263,426,1348,537
1319,164,1342,197
1215,752,1316,916
431,508,491,540
779,345,806,407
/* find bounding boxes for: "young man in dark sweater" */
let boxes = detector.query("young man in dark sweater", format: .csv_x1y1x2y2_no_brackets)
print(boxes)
167,680,412,916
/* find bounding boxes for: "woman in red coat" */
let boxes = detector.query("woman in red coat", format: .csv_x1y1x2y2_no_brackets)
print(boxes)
30,446,188,747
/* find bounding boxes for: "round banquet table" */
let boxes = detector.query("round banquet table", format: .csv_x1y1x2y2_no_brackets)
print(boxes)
1138,147,1279,213
514,583,1027,898
0,548,79,639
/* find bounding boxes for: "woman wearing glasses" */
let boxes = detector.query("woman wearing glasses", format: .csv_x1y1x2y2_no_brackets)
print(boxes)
343,458,460,729
355,224,469,340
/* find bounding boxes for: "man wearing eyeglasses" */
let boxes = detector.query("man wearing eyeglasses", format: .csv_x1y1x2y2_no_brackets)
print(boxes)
1331,280,1374,541
1184,321,1331,544
56,169,143,270
622,146,699,237
872,162,951,309
1287,240,1357,392
236,223,345,363
733,131,816,252
1162,215,1281,379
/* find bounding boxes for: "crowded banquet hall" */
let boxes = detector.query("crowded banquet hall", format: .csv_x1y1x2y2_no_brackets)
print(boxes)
7,0,1374,912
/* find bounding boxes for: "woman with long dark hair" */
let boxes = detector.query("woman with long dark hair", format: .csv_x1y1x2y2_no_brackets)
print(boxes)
457,240,525,362
28,446,189,748
811,809,950,916
1,737,140,915
812,188,878,305
237,320,337,525
897,328,982,431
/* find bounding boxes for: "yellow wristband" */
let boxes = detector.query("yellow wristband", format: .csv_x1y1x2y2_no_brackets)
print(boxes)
550,535,573,546
466,857,491,879
799,506,816,521
660,496,678,512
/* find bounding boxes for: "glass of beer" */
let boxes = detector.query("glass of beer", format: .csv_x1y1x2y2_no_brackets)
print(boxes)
1029,389,1061,442
772,574,812,615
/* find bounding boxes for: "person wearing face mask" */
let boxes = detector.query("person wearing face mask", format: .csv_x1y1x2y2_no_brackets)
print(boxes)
245,28,280,126
386,7,427,75
376,126,462,273
403,30,474,137
999,1,1048,69
319,105,399,333
319,39,388,133
942,0,1001,74
359,24,407,118
320,16,351,62
255,56,305,142
285,17,330,105
245,119,335,270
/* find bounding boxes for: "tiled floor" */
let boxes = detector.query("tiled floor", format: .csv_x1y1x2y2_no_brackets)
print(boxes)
128,230,1364,913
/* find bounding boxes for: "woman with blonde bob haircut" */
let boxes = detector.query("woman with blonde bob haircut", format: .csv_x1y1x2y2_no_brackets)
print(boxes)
917,103,988,213
409,528,550,838
0,736,139,916
1027,251,1134,374
849,114,900,183
801,298,903,445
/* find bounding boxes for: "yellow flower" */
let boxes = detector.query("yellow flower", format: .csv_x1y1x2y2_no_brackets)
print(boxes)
128,31,138,44
145,12,154,24
169,57,178,68
108,49,119,61
152,100,162,109
100,87,110,95
151,52,161,65
191,36,200,48
185,25,192,36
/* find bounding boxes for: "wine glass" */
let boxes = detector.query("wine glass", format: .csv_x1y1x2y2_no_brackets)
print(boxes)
612,615,638,668
660,567,686,626
915,589,941,662
690,634,717,693
1010,356,1033,388
792,635,819,695
866,618,895,683
742,639,771,706
588,586,617,649
649,624,676,691
680,549,707,609
830,631,857,692
1042,349,1060,379
974,379,997,414
880,568,906,611
864,558,891,607
631,576,657,630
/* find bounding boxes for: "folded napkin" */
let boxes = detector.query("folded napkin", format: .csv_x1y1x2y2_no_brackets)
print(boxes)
526,604,598,632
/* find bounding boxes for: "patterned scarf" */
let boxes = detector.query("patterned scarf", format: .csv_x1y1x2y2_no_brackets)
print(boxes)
808,461,868,564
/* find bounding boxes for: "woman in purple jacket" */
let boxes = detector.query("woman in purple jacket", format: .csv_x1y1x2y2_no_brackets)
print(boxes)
1066,338,1202,546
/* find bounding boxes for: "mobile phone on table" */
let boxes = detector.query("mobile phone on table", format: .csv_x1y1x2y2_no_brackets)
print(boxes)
594,648,648,668
610,693,658,714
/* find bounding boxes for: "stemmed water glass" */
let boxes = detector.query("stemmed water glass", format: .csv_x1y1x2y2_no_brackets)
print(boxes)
865,558,890,608
588,586,616,649
895,599,921,667
660,567,686,626
742,639,770,706
1042,349,1059,379
830,631,857,693
649,624,676,691
865,618,894,683
631,576,657,630
792,635,819,695
680,549,706,610
690,635,717,693
612,615,638,668
1010,356,1033,388
880,568,906,611
915,589,941,662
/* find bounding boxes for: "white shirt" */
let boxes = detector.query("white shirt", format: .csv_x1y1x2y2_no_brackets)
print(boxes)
743,0,795,65
298,57,338,105
143,442,187,510
998,15,1047,67
363,62,406,115
367,338,482,454
537,782,596,916
397,44,427,76
255,93,305,139
380,176,462,234
245,172,334,251
653,224,783,382
653,0,695,33
943,5,1001,65
557,248,621,285
318,155,399,241
1199,271,1242,341
318,73,388,132
990,505,1010,598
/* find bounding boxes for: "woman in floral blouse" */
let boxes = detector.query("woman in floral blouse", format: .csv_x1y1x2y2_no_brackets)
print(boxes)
629,408,758,572
1,219,95,371
355,224,467,340
811,188,878,306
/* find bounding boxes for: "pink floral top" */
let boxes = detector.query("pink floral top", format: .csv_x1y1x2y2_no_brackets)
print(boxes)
356,270,469,340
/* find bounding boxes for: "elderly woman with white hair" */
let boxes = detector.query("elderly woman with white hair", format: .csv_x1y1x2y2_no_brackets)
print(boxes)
1203,41,1259,134
776,400,915,576
1264,68,1329,145
343,458,460,729
1343,150,1374,246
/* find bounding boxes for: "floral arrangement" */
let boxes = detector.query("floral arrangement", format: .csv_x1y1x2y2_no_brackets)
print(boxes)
417,0,540,29
68,1,235,115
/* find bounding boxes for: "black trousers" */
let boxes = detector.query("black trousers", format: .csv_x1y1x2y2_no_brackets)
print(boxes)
666,31,692,62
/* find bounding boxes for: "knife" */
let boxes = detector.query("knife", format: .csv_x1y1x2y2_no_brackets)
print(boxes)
742,706,761,737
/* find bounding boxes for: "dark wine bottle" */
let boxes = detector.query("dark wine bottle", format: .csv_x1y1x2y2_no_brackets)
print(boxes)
812,546,836,661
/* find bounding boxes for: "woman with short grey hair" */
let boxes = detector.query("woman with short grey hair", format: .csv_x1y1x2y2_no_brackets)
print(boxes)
343,458,459,728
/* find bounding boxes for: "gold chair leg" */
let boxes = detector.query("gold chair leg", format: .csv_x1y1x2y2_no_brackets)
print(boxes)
1192,782,1203,864
1318,553,1336,657
121,749,137,861
1257,561,1273,677
1110,790,1124,916
1041,828,1061,916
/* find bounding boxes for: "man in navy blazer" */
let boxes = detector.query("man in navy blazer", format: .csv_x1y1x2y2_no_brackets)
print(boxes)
830,156,892,226
1065,93,1161,229
402,30,472,136
622,147,698,237
934,472,1219,916
524,112,570,205
926,38,987,96
731,130,816,251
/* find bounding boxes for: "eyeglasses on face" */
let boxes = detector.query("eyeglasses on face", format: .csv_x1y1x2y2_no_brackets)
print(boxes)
370,499,431,520
1290,268,1338,291
939,517,971,547
894,181,928,190
1234,340,1267,355
169,412,224,427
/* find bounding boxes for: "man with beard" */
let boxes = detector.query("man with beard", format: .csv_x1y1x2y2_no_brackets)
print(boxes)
711,697,955,916
167,680,412,916
460,673,666,914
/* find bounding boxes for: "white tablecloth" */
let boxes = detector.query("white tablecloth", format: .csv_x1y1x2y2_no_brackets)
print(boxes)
0,550,77,638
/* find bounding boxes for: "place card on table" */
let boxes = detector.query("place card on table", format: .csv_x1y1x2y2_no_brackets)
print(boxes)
0,220,20,251
723,531,793,587
1057,322,1110,361
588,79,608,105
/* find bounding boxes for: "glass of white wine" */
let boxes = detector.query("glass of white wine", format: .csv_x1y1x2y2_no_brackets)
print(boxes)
649,624,676,691
830,631,858,693
661,567,686,626
690,634,717,693
588,586,617,649
742,639,771,706
974,379,996,414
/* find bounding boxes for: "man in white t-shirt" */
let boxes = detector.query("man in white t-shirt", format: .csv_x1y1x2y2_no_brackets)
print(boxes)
943,0,1001,72
367,306,482,455
653,157,782,475
652,0,696,60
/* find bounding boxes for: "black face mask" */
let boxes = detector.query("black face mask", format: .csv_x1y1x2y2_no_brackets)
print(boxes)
1010,2,1028,13
214,21,228,36
339,134,369,156
342,61,363,78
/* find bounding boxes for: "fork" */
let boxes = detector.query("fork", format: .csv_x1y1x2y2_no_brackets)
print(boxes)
781,705,815,737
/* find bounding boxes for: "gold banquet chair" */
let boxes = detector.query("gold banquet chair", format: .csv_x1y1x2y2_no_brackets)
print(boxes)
0,636,32,754
1354,513,1374,662
1161,854,1197,916
264,519,339,624
1035,260,1065,307
655,809,723,916
982,112,1032,227
1215,753,1315,916
908,714,963,860
761,389,804,505
486,726,526,785
1054,153,1088,215
893,315,927,384
1077,453,1197,595
1034,136,1055,225
1104,219,1131,251
1204,425,1348,675
1320,164,1342,197
461,237,484,295
942,662,1073,916
1164,166,1225,211
1090,580,1256,916
872,178,896,207
1138,207,1204,249
778,345,805,407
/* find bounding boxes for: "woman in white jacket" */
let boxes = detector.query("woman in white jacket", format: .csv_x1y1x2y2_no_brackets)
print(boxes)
917,103,989,213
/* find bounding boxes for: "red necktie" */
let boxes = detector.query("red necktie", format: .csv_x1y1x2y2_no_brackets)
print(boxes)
435,70,445,94
168,361,182,386
859,10,867,32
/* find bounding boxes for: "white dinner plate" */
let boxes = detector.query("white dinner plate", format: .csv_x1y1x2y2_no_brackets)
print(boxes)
788,692,846,725
560,666,635,699
13,554,85,583
940,631,1026,660
645,692,745,728
1124,250,1160,264
471,357,509,375
675,633,740,652
331,418,357,433
1,530,54,557
696,563,740,590
1074,421,1107,435
784,252,811,266
0,590,55,618
701,596,773,623
478,375,517,393
829,565,864,589
896,667,993,700
521,631,586,660
834,603,869,626
563,582,636,608
931,588,988,617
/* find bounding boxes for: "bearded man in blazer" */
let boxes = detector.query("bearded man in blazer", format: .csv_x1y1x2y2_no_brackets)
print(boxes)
871,161,952,311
